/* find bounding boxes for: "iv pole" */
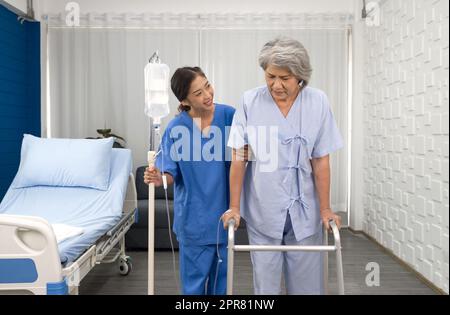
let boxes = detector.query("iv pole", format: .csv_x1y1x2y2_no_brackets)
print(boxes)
146,51,164,295
148,146,156,296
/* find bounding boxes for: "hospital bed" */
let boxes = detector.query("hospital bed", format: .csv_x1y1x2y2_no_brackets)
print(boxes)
0,148,137,295
226,219,345,295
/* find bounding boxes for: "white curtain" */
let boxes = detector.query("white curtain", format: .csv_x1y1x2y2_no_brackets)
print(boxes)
48,28,199,165
47,13,350,213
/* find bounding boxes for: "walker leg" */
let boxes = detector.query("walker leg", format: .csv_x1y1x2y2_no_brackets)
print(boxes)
335,236,345,295
329,220,345,295
336,243,345,295
227,222,235,295
323,226,329,295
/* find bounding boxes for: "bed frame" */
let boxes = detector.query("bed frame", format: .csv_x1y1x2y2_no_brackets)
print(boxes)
0,174,137,295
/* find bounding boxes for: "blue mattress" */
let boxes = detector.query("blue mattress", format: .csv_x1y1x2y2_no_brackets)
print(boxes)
0,149,133,264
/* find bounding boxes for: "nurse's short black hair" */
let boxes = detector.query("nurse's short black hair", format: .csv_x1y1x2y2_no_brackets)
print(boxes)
171,67,206,112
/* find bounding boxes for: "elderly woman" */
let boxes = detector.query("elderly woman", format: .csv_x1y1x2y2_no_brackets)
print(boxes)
223,38,343,295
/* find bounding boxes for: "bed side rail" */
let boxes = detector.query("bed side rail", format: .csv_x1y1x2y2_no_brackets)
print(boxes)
123,173,138,214
0,215,64,295
96,173,137,260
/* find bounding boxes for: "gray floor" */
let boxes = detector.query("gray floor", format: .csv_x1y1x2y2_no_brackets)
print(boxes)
80,229,438,295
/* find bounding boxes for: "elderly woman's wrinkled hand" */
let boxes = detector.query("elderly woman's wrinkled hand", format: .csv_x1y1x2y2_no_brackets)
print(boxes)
222,208,241,231
320,208,341,231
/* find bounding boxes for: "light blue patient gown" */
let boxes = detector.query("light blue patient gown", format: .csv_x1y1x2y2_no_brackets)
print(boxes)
228,86,343,295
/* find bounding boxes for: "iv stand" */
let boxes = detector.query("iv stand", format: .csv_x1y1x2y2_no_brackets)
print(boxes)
148,138,156,295
146,50,171,295
147,50,161,295
148,120,162,295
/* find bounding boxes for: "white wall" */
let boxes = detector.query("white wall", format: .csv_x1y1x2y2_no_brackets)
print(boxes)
362,0,449,293
2,0,26,14
39,0,355,16
350,0,366,231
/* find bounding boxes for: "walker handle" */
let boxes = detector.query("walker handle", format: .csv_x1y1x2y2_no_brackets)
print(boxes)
227,218,236,230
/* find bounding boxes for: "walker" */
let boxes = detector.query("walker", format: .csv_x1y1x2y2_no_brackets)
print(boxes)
226,219,345,295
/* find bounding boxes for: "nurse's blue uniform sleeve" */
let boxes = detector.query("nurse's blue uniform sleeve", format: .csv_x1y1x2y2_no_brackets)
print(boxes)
155,127,179,180
227,97,248,150
311,94,344,158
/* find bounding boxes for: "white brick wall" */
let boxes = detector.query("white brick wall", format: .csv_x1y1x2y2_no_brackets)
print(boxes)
363,0,449,293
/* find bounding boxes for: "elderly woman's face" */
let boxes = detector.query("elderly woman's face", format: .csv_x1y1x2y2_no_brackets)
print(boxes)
265,65,300,103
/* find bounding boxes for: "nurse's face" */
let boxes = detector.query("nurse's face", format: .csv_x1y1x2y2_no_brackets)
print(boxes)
182,75,215,114
265,65,301,103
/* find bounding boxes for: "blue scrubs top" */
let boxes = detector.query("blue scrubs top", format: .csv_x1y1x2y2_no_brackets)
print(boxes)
155,104,235,245
228,86,344,242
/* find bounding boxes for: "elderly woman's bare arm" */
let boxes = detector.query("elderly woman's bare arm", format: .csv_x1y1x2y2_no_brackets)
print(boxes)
311,155,341,231
222,146,248,229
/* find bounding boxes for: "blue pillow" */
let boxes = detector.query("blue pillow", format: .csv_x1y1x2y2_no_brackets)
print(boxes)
13,135,114,190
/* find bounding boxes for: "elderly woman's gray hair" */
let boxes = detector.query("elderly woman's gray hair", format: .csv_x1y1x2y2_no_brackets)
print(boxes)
259,37,313,86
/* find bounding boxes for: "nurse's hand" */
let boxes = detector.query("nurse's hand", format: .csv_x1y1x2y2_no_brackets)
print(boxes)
144,166,163,187
222,208,241,231
320,208,341,231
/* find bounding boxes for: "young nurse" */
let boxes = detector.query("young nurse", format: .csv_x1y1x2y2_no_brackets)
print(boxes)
144,67,235,295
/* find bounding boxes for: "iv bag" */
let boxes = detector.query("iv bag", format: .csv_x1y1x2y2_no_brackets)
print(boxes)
144,62,170,125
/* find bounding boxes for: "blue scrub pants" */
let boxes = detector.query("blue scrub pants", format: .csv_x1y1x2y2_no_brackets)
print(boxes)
179,243,228,295
247,213,324,295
